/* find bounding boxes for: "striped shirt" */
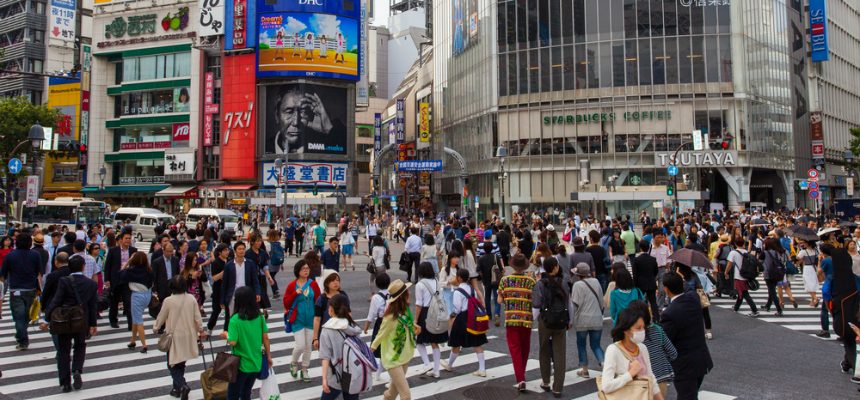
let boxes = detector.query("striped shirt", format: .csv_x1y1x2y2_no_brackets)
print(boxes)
643,324,677,382
498,274,536,328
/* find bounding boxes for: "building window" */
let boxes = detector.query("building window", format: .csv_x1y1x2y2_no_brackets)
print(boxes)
28,59,43,73
115,160,165,184
30,29,44,43
52,166,81,182
203,147,220,180
121,53,191,83
357,126,372,138
33,1,45,15
114,88,190,117
113,126,173,151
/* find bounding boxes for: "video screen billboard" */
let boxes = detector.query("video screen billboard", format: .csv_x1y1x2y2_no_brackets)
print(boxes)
257,12,359,80
452,0,478,56
263,83,348,155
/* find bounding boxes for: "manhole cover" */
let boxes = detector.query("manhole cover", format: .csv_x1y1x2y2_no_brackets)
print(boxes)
463,386,516,400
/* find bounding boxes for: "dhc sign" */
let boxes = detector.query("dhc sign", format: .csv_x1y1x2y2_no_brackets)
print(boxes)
809,0,829,62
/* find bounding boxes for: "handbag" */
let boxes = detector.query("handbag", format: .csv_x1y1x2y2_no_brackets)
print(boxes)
157,332,173,352
366,257,377,274
212,351,241,383
596,342,654,400
696,288,711,308
49,277,89,335
747,279,760,291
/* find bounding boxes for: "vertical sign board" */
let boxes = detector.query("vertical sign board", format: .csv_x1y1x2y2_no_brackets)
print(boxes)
387,120,396,145
356,0,369,107
809,0,829,62
203,72,215,146
810,111,825,166
396,99,405,143
225,0,256,49
373,113,382,152
25,176,39,208
848,177,855,197
49,0,76,45
418,102,430,144
79,44,91,147
221,53,257,180
198,0,226,37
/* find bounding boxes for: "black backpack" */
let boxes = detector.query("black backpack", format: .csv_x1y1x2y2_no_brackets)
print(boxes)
769,250,787,282
739,251,762,281
540,278,570,330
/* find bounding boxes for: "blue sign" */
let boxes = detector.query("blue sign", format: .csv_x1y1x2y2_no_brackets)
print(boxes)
261,161,347,187
395,160,443,172
809,190,820,199
390,195,396,202
373,113,382,152
808,181,819,190
7,158,22,174
799,180,809,190
809,0,829,62
667,164,679,177
395,99,405,143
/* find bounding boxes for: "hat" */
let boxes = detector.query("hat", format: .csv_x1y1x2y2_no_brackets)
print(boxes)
719,234,730,243
33,234,44,245
320,269,340,289
546,224,555,232
386,279,413,303
573,262,591,277
572,236,584,247
484,230,493,239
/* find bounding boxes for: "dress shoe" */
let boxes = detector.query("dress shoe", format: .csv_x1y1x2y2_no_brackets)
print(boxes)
62,384,72,393
180,385,191,400
110,322,120,329
169,388,181,397
73,371,83,390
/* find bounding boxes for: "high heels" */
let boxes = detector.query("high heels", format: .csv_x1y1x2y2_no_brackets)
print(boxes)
127,343,136,350
792,300,798,308
140,347,148,354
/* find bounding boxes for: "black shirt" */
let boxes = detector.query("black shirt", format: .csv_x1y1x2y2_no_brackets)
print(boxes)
585,245,608,276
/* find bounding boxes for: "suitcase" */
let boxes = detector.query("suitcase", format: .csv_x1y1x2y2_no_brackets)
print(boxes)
201,338,228,400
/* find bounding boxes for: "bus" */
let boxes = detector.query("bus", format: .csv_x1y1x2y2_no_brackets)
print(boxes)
32,197,112,229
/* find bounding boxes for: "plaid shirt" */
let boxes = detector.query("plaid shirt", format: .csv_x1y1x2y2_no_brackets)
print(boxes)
72,252,98,279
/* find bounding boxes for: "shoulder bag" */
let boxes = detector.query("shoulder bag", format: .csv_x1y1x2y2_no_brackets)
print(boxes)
583,280,604,314
49,277,89,335
595,343,654,400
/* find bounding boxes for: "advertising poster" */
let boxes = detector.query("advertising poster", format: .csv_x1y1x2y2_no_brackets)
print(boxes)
221,53,257,180
452,0,478,56
263,83,348,155
809,0,829,62
173,88,191,112
257,12,359,80
418,102,430,143
49,0,76,45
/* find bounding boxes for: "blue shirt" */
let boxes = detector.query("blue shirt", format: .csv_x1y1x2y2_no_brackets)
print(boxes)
321,248,340,271
821,258,834,301
1,249,43,290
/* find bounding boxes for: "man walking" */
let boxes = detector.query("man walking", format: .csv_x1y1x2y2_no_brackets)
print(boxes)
632,240,660,319
650,231,672,310
220,242,261,331
320,237,340,272
660,273,713,400
152,243,179,303
104,232,136,329
0,233,42,350
404,227,422,282
70,240,97,280
45,256,98,392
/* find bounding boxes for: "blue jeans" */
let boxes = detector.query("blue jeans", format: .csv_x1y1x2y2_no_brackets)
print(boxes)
821,300,831,332
575,330,605,367
227,371,257,400
320,388,359,400
10,290,36,346
484,285,501,317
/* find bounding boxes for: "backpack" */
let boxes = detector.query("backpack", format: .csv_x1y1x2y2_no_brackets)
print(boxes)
769,250,787,282
269,241,285,267
335,332,378,394
716,245,732,267
539,278,570,330
455,287,489,335
421,281,449,334
739,251,762,281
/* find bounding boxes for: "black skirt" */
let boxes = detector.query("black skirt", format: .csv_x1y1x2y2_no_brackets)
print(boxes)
416,306,449,345
257,275,272,309
447,312,487,349
371,318,383,358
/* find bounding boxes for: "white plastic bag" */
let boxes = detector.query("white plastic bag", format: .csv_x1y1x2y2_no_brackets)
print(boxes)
259,368,280,400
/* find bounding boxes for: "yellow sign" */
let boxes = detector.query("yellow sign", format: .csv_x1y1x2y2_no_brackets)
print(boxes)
418,102,430,143
47,82,81,141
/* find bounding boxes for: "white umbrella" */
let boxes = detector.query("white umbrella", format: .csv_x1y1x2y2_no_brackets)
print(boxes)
817,227,840,237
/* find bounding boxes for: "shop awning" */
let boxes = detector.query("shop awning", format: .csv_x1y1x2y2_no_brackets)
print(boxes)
155,185,198,197
104,151,164,162
215,184,254,190
82,185,169,194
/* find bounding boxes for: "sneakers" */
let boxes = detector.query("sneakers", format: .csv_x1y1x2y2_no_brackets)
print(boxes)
576,368,590,378
705,330,713,340
851,376,860,384
842,361,853,374
816,330,831,338
472,370,487,378
301,369,311,382
747,312,760,318
423,370,439,379
440,360,453,372
15,343,28,351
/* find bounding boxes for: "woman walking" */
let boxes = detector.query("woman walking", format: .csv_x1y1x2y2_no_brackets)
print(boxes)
283,260,321,382
600,307,664,400
313,270,348,359
267,230,284,298
153,276,206,400
497,254,535,392
531,257,570,397
570,263,605,378
220,286,272,400
120,251,154,353
320,293,363,400
627,300,676,398
180,252,206,314
207,244,229,332
608,265,644,324
369,236,388,297
777,231,798,308
798,240,821,308
371,279,418,400
414,262,448,379
339,225,356,271
420,234,440,275
676,262,714,338
762,238,787,316
438,252,460,313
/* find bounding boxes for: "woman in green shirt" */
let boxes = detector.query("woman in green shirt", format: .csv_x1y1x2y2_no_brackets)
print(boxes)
371,279,419,400
220,286,272,400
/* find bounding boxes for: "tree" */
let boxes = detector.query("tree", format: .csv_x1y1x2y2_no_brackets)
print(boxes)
850,128,860,159
0,96,58,161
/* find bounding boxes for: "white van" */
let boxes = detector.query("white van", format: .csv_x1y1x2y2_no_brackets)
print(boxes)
114,207,176,241
186,208,240,233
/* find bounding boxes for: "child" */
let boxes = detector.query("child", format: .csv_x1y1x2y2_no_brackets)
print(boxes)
415,262,448,379
442,268,488,377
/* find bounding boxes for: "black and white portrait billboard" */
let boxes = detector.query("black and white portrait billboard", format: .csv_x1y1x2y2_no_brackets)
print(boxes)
263,83,348,155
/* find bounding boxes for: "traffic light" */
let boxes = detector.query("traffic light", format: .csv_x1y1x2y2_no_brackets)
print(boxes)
667,184,675,196
312,183,318,196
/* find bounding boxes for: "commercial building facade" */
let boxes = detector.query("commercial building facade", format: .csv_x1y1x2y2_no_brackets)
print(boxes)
434,0,804,217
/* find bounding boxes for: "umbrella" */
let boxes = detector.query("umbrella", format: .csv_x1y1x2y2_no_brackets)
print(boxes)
818,227,840,237
839,221,858,228
750,218,770,227
790,226,820,242
783,224,801,236
797,216,813,223
669,248,712,269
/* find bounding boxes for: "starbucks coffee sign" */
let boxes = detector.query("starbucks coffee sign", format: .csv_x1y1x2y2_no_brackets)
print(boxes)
544,110,672,125
655,151,737,167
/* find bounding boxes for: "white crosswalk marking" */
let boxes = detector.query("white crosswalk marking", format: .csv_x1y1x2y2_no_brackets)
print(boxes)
708,275,836,340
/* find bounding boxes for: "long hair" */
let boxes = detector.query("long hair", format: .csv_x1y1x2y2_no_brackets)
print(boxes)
233,286,260,320
304,250,321,271
128,251,151,273
445,251,461,276
182,251,198,279
328,293,356,326
384,290,409,318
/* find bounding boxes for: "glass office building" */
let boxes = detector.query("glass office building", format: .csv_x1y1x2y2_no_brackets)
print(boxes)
433,0,798,218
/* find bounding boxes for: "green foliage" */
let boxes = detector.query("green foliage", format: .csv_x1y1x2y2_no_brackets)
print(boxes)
850,128,860,160
0,97,58,172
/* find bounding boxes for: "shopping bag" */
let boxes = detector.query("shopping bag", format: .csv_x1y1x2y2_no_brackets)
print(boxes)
854,343,860,381
258,368,281,400
29,296,41,323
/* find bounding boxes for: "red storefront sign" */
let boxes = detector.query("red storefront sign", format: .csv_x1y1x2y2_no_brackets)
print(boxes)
121,141,171,150
221,53,256,181
203,72,215,146
172,122,190,142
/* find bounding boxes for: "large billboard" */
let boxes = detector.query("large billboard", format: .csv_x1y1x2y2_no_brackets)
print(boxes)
221,53,258,181
255,0,360,80
263,83,348,155
49,0,76,46
809,0,829,62
452,0,478,56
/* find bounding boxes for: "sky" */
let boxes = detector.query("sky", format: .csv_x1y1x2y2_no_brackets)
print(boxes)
371,0,390,27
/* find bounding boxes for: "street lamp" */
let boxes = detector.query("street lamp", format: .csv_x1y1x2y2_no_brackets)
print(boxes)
495,145,508,222
26,122,44,225
98,166,107,190
273,157,288,222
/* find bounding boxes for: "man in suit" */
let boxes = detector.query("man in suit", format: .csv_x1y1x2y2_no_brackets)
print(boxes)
660,273,713,400
152,243,179,302
45,256,98,392
56,232,77,260
149,234,171,262
220,241,261,331
41,253,71,318
631,240,660,319
103,232,136,329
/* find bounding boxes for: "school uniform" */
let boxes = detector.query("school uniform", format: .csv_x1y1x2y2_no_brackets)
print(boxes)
448,283,487,348
415,279,449,344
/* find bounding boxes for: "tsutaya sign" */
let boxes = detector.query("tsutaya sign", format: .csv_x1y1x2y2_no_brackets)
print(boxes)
655,151,737,167
544,110,671,125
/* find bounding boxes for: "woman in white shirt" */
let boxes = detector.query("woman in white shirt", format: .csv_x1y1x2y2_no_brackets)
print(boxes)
601,307,664,400
362,271,390,380
797,240,820,308
420,234,440,275
460,238,485,303
369,236,388,297
338,226,356,271
438,253,460,314
414,262,448,378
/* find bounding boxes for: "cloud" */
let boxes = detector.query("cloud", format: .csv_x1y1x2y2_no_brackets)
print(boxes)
309,14,342,39
284,16,307,34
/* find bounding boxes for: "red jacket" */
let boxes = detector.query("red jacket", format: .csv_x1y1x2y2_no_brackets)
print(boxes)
282,279,321,323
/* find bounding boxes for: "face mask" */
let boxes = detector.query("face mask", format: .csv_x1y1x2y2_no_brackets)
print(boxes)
631,330,646,344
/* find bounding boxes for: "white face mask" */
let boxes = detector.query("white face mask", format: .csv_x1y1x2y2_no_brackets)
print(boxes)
631,330,646,344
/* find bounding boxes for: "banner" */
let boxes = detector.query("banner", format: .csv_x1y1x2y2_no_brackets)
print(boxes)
396,160,442,172
418,102,430,143
356,0,369,106
165,152,195,175
396,99,405,143
198,0,225,37
263,83,348,155
810,111,825,166
172,123,190,143
809,0,829,62
49,0,76,46
262,161,348,187
221,53,257,180
203,72,215,146
373,113,382,152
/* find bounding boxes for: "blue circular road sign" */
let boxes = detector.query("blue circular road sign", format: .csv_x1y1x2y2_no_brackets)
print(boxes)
808,181,819,190
809,190,820,199
667,165,679,177
7,158,22,174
